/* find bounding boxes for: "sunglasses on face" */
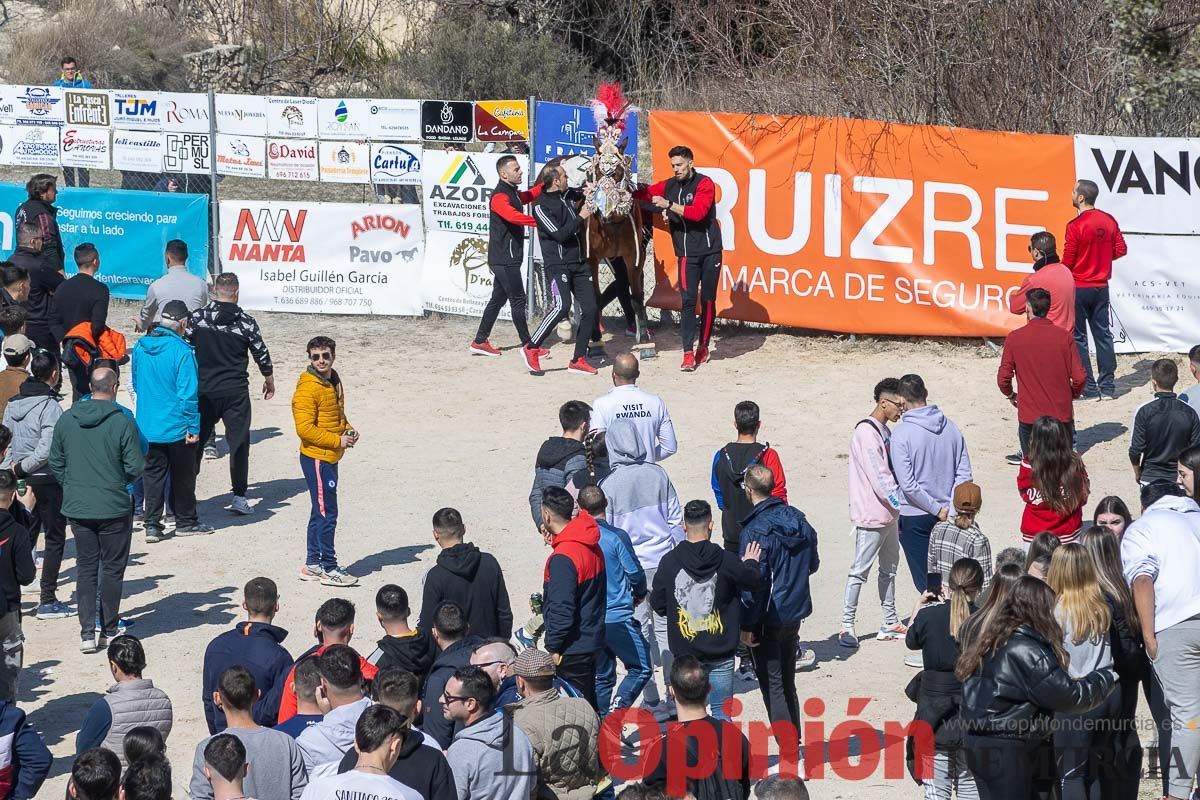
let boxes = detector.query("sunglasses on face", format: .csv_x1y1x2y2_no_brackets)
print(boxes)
309,352,332,362
441,692,470,705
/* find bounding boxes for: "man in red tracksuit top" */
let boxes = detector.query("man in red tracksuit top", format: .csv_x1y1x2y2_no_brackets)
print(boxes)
997,287,1086,457
1062,178,1127,400
471,155,543,365
634,145,723,373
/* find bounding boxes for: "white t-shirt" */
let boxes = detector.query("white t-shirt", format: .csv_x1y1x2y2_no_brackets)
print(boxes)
591,383,677,463
299,770,422,800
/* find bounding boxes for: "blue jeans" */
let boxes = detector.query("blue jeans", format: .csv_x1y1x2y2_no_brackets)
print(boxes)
596,618,653,716
703,656,735,720
899,513,938,593
300,455,339,569
1073,286,1116,396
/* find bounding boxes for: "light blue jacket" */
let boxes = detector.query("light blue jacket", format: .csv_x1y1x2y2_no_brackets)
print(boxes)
891,405,972,518
597,519,646,623
132,326,199,444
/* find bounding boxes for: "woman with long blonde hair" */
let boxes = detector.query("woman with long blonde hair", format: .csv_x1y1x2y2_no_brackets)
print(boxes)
905,558,985,798
1046,543,1120,800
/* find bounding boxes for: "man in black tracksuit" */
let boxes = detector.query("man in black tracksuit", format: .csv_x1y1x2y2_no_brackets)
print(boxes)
14,175,64,275
1129,358,1200,484
526,165,597,374
186,273,274,515
417,507,513,641
53,243,110,399
471,155,542,363
634,145,723,372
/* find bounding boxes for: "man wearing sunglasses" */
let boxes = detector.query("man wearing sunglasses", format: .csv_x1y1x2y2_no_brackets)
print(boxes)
292,336,358,587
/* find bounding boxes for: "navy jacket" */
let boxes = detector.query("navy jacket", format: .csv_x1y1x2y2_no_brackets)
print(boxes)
421,635,483,749
0,701,50,800
739,497,820,629
543,512,607,657
201,622,293,733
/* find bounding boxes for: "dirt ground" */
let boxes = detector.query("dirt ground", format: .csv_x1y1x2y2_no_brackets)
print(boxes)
23,301,1169,799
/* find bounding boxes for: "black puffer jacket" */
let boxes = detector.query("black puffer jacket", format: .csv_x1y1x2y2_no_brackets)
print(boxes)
961,624,1117,743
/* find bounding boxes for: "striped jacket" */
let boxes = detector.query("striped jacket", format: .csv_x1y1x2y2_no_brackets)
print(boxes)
533,189,585,268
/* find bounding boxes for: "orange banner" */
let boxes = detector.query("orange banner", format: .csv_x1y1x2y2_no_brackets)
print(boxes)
647,112,1077,336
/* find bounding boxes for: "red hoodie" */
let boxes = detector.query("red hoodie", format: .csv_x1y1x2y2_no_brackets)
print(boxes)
542,511,606,657
276,643,378,723
1062,208,1127,288
1017,460,1089,543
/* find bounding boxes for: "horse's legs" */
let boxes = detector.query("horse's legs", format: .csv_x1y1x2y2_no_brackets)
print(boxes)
589,257,604,343
625,244,650,344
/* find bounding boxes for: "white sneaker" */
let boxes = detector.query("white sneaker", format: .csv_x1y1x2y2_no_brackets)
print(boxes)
228,496,253,515
320,567,359,587
795,647,818,670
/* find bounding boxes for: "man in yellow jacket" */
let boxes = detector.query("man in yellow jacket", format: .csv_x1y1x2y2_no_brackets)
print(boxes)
292,335,359,586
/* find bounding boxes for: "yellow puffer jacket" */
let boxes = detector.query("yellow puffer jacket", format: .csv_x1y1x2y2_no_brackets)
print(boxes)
292,368,350,463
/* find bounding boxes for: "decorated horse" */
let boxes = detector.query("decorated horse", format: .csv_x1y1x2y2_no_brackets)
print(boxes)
541,84,651,345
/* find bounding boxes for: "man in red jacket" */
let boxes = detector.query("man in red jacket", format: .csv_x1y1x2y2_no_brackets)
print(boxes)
998,288,1086,459
1062,179,1127,401
1009,231,1075,333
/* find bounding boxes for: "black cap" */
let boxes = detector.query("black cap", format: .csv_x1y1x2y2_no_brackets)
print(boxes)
160,300,190,322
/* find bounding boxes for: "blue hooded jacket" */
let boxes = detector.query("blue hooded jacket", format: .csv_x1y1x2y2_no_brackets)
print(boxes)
132,326,199,444
0,699,51,800
739,497,820,629
597,519,646,623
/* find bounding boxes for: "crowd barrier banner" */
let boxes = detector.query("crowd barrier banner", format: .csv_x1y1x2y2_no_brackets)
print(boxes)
218,200,424,316
0,184,209,299
420,150,529,318
646,112,1077,337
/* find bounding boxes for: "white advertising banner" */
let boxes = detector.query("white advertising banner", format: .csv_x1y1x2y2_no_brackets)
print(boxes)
367,98,420,140
216,133,266,177
160,92,211,133
108,90,162,130
317,98,371,139
12,86,64,126
215,93,268,136
370,143,422,185
319,140,370,183
266,96,318,138
112,130,163,171
5,125,60,166
1110,234,1200,354
267,139,319,181
219,200,424,316
1074,135,1200,235
62,90,110,127
162,132,211,174
60,126,111,169
421,149,522,236
423,231,518,319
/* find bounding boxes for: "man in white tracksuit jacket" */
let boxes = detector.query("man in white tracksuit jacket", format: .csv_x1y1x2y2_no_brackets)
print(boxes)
591,353,677,464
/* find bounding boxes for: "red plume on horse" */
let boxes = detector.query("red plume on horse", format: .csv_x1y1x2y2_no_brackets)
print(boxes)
541,83,651,346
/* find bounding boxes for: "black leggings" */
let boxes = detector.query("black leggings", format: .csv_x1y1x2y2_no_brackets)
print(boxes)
474,264,531,345
679,252,720,352
530,263,596,361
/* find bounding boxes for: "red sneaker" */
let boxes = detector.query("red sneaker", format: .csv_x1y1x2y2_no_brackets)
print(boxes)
680,352,696,372
568,357,598,375
696,345,711,364
469,340,501,357
535,347,550,357
521,344,542,373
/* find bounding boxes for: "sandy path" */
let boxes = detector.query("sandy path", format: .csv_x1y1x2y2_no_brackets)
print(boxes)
24,302,1165,798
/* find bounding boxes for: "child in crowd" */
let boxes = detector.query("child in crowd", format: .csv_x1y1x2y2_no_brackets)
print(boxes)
1019,416,1089,544
1024,532,1062,580
927,481,992,592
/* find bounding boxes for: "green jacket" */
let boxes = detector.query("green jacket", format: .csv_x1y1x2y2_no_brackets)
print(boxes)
50,400,145,520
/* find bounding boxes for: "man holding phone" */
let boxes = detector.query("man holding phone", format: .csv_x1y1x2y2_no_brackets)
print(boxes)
292,335,359,587
188,273,275,518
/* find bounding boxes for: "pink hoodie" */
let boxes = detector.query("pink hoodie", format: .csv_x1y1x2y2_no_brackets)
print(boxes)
848,417,901,528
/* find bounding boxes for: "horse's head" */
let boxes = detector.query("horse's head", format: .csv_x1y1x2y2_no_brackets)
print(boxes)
587,136,634,221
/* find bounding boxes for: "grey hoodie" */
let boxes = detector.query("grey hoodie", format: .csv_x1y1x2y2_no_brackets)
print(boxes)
1,385,62,484
890,404,972,518
599,418,683,570
446,711,536,800
296,696,371,777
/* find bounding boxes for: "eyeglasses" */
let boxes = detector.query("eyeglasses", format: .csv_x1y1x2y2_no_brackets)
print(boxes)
309,352,332,362
441,692,470,705
472,660,507,669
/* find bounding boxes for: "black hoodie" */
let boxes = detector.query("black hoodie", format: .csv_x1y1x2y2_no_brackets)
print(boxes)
0,509,34,617
418,542,513,641
366,630,435,683
528,436,587,524
649,539,766,660
420,635,483,749
187,300,274,399
336,727,456,800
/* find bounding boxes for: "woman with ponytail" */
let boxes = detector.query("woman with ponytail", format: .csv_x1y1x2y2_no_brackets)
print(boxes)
1080,526,1147,800
1018,416,1090,543
1045,543,1120,800
904,557,985,798
958,576,1118,800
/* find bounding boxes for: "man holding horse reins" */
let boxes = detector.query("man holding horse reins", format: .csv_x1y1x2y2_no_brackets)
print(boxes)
525,165,598,375
634,145,723,372
470,155,543,361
